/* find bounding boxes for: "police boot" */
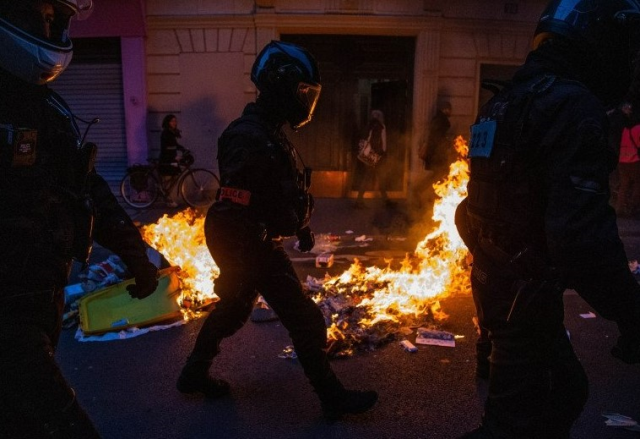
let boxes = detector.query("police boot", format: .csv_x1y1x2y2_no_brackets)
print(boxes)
315,374,378,421
176,359,230,397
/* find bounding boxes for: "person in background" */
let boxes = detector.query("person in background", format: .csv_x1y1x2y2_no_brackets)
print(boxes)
457,0,640,437
159,114,186,207
417,101,453,211
0,1,159,437
159,114,185,175
615,102,640,217
354,109,392,208
176,40,378,420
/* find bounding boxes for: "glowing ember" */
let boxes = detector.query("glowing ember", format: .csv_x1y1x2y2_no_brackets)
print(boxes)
140,209,219,319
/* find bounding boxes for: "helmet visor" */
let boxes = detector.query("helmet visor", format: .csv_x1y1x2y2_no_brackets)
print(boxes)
296,82,322,119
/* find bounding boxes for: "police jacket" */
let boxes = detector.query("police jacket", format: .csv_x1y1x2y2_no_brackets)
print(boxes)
0,69,150,293
214,102,312,239
466,43,640,300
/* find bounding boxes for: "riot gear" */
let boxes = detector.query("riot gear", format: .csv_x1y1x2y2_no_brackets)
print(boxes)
178,41,377,419
458,2,640,438
251,40,322,130
0,2,157,437
0,0,93,84
533,0,640,103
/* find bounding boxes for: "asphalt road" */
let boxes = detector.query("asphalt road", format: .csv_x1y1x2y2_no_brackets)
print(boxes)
56,198,640,439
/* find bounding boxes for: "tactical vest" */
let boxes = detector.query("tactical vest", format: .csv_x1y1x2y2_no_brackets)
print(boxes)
0,78,94,288
466,75,557,263
216,108,312,236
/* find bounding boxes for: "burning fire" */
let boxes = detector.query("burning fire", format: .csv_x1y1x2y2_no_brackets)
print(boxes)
139,209,219,319
314,135,471,355
138,136,471,354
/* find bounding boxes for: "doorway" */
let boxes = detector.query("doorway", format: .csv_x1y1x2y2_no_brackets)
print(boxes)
281,34,415,198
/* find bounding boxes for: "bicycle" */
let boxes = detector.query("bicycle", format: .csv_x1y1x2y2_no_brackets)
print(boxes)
120,150,220,209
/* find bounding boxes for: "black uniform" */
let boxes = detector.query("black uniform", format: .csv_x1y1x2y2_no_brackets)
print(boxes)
185,102,340,394
159,126,184,175
0,69,155,438
460,42,640,438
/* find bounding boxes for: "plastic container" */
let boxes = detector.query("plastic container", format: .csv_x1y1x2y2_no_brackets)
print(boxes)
79,267,182,335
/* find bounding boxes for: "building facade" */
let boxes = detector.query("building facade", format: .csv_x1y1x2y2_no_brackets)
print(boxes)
64,0,547,198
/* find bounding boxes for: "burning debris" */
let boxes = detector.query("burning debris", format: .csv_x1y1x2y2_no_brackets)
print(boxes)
140,209,220,320
139,136,472,356
309,135,471,357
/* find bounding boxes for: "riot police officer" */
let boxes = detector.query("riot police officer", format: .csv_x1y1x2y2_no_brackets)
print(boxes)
0,1,159,437
457,1,640,437
176,40,378,420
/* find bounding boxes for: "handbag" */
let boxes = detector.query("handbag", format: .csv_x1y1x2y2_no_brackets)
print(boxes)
357,132,382,167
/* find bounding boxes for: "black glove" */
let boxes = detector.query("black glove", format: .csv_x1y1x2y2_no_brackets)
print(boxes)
297,226,315,253
126,260,159,299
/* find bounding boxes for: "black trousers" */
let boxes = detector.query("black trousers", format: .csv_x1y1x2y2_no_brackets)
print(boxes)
187,209,337,391
0,288,101,439
471,248,588,439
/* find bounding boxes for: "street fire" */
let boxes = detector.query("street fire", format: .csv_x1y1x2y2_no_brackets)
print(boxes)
139,209,219,319
314,135,471,356
138,136,471,355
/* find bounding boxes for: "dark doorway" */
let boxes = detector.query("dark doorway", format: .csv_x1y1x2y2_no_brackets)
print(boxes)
281,34,415,197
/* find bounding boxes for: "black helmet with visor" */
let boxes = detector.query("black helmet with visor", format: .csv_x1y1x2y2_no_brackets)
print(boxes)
251,40,322,130
0,0,93,84
533,0,640,103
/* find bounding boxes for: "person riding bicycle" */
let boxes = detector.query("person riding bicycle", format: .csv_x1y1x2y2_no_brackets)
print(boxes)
159,114,186,176
176,40,378,420
0,1,159,437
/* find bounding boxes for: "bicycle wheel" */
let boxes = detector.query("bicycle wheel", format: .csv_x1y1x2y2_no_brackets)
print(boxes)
120,168,160,209
180,168,220,209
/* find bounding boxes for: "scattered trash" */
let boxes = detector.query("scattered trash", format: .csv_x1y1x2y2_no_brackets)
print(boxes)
355,235,373,242
305,275,325,292
78,255,128,293
400,340,418,353
278,345,298,360
327,234,341,242
602,412,640,431
579,311,597,319
415,328,456,347
315,252,335,268
345,230,354,234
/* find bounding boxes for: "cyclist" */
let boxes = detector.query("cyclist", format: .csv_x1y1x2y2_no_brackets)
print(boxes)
159,114,186,176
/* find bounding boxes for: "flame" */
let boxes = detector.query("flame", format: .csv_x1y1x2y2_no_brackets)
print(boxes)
314,135,471,353
139,209,219,319
138,136,471,352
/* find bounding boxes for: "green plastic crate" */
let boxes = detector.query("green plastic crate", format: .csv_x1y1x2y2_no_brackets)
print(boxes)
79,267,182,335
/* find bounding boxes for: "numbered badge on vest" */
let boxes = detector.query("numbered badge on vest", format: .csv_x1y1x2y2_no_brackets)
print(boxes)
12,128,37,167
469,120,496,158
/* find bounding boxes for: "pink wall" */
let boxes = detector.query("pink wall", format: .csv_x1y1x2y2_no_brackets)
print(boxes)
71,0,146,38
70,0,149,166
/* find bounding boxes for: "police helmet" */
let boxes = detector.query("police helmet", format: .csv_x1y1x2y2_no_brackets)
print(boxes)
251,40,322,129
0,0,94,85
533,0,640,101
